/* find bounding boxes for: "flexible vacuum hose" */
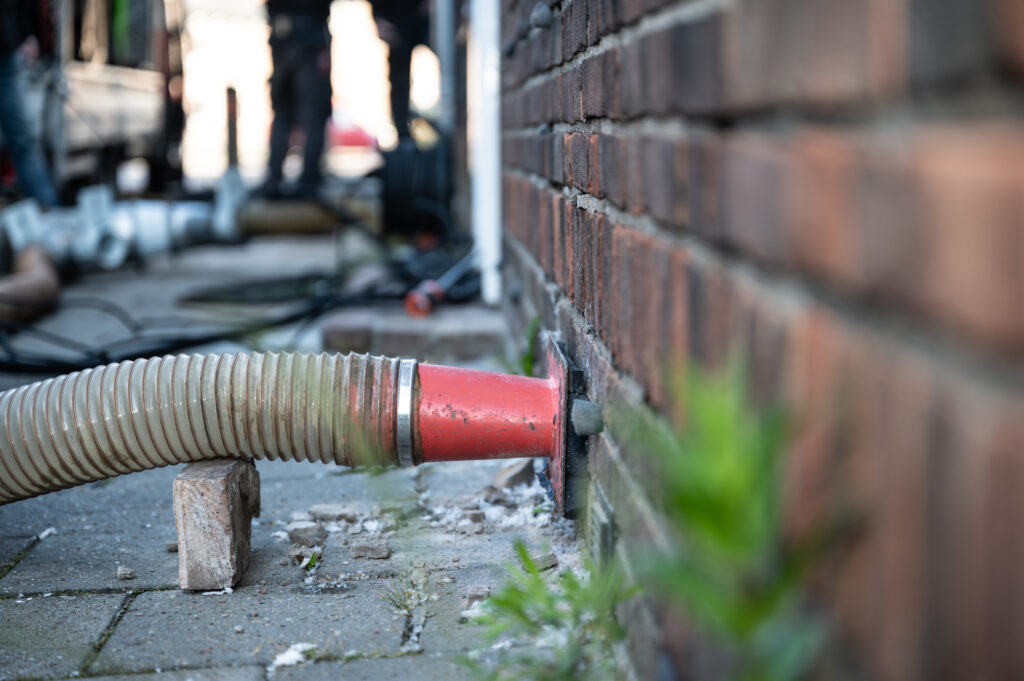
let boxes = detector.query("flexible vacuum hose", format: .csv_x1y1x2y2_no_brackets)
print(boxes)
0,352,400,504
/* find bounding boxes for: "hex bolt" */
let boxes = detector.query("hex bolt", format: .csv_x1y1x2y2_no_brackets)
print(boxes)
571,398,604,436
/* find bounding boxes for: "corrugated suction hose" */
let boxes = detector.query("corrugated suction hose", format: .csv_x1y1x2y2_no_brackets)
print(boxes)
0,352,401,505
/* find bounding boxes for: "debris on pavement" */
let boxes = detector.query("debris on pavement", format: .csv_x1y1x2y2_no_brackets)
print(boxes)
351,537,392,559
37,527,57,540
307,503,359,522
165,541,178,553
267,642,316,675
491,459,536,489
116,565,135,580
535,552,558,571
286,520,327,547
463,585,490,609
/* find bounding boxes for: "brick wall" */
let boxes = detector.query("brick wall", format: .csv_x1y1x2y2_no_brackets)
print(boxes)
498,0,1024,679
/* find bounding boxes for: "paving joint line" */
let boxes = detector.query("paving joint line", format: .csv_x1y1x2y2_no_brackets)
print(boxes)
0,584,177,600
79,591,136,675
0,536,40,581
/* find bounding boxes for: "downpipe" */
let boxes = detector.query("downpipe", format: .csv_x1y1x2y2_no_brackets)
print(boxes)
0,345,601,513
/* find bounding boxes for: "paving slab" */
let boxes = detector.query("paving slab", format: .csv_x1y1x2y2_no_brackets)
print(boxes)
257,467,419,526
273,654,475,681
0,593,125,681
90,586,406,675
0,466,181,537
56,668,265,681
0,537,35,572
0,526,178,595
418,564,506,655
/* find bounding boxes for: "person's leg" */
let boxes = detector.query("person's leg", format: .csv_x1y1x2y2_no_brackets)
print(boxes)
387,42,413,139
296,46,331,191
266,45,293,185
0,53,59,206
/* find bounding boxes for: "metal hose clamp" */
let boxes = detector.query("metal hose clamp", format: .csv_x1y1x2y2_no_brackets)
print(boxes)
396,358,417,466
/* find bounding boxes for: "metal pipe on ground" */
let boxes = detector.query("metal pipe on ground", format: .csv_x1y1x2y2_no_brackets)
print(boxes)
0,345,599,512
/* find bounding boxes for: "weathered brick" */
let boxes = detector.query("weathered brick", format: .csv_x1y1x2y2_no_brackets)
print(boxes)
618,39,645,119
581,54,605,118
587,134,602,196
720,0,904,111
553,194,568,288
915,129,1024,353
569,132,591,190
643,27,676,116
173,459,260,591
642,136,688,228
721,133,791,265
996,0,1024,74
909,0,988,86
689,129,723,241
600,134,628,208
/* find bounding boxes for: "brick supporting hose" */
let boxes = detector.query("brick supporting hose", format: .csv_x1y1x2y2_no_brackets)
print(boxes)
0,349,598,511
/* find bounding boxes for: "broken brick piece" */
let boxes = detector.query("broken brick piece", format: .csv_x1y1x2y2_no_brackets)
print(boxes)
173,458,260,591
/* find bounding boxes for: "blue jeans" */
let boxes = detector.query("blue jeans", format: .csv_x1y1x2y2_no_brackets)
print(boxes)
0,52,58,206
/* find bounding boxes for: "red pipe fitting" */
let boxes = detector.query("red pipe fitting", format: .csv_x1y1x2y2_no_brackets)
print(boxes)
416,364,559,462
392,339,586,513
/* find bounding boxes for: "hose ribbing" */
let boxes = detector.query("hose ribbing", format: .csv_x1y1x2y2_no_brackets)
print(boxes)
0,352,400,505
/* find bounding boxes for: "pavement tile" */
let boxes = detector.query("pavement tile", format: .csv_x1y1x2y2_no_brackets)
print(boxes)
0,466,181,537
0,527,177,595
56,668,265,681
419,564,506,655
89,586,406,674
257,467,419,526
0,537,35,572
273,654,475,681
0,593,125,681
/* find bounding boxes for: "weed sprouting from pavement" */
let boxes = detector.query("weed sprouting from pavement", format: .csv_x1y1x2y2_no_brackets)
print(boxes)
461,541,632,681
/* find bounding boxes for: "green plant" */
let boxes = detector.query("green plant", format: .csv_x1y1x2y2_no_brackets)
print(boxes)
519,316,542,377
380,577,427,616
622,362,831,681
463,542,633,681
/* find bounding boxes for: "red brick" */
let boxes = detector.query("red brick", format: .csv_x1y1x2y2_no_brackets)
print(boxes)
601,48,620,119
720,0,904,111
689,130,723,242
643,27,675,116
552,194,567,288
581,54,605,119
609,223,635,372
996,0,1024,74
721,133,791,265
642,136,688,229
569,133,591,191
618,39,645,119
593,213,613,345
600,134,627,208
587,135,602,197
914,128,1024,353
561,132,572,185
562,65,582,123
537,187,552,275
617,0,645,27
625,138,645,215
786,131,860,287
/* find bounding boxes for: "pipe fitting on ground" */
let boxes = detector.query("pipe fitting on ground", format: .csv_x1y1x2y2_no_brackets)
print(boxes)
0,351,566,507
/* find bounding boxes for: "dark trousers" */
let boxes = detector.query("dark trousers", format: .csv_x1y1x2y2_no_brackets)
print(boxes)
375,12,429,138
267,39,331,188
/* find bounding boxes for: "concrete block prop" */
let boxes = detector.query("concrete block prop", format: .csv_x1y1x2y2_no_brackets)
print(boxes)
173,459,260,591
